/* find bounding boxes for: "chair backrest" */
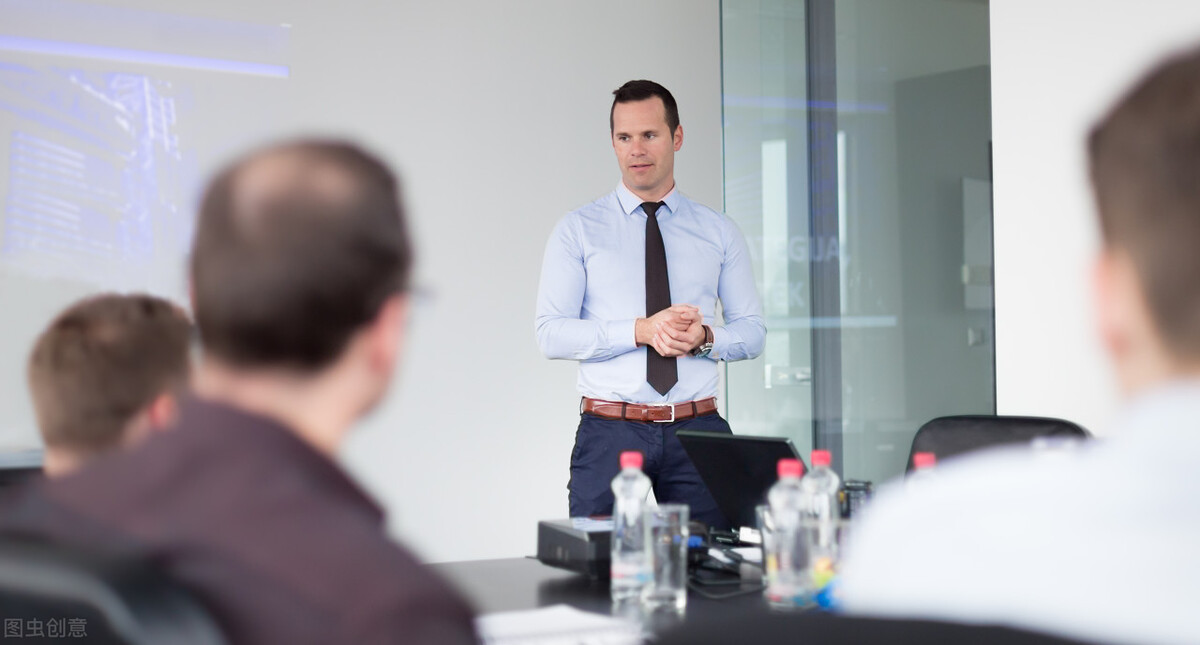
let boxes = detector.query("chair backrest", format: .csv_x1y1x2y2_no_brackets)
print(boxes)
0,537,227,645
656,611,1098,645
906,415,1090,473
0,466,42,491
0,449,44,491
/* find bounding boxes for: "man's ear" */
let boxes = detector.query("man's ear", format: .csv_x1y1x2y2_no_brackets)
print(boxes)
145,393,179,433
673,125,684,152
369,294,411,373
122,393,179,447
1094,248,1151,362
1093,250,1124,358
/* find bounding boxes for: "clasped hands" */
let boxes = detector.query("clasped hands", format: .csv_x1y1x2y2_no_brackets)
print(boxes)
635,305,705,358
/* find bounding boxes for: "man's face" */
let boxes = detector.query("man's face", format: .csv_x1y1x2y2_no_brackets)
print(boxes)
612,97,683,201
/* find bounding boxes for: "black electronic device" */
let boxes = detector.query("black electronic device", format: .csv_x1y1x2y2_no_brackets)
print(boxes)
840,479,874,519
676,431,806,531
536,518,612,578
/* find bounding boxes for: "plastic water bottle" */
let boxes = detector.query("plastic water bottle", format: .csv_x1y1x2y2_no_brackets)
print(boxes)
764,458,806,608
800,450,840,523
800,450,840,593
907,451,937,491
610,451,652,602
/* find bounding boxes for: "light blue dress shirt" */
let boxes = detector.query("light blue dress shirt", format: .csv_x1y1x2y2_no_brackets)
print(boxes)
536,183,765,404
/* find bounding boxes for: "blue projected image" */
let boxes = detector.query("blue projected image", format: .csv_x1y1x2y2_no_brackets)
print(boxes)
1,63,189,290
0,0,291,448
0,0,290,296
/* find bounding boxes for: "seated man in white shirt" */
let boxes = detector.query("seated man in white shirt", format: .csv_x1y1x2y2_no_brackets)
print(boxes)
839,47,1200,645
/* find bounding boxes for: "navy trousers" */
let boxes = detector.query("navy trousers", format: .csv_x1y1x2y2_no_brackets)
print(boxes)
568,412,733,530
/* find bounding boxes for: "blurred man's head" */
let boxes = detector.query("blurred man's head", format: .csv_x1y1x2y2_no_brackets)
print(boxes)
1089,46,1200,393
28,294,192,476
189,140,412,446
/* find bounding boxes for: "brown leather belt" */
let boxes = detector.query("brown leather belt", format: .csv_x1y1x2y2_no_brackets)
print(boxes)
582,397,718,423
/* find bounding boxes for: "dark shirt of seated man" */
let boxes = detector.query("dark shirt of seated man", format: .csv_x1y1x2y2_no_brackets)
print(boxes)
0,139,477,644
1,396,476,644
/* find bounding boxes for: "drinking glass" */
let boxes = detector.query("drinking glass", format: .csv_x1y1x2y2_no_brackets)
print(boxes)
641,504,689,613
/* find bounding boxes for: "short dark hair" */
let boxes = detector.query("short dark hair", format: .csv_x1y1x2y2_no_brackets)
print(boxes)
610,80,680,133
1088,46,1200,360
190,139,412,370
28,294,192,456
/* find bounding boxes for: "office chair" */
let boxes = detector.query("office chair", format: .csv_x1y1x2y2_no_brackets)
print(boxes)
0,466,42,491
905,415,1090,473
656,611,1099,645
0,536,227,645
0,449,44,491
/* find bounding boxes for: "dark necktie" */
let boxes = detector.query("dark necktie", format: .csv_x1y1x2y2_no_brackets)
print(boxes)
643,201,677,395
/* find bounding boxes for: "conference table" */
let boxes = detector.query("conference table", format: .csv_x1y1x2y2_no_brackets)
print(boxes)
428,558,1094,645
431,556,771,635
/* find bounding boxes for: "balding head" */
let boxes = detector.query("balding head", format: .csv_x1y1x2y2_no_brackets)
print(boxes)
190,140,412,370
229,144,370,236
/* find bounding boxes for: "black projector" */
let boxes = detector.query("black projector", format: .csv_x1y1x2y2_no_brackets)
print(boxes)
536,518,612,578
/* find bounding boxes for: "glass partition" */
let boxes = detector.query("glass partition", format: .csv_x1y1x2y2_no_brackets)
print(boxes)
722,0,993,487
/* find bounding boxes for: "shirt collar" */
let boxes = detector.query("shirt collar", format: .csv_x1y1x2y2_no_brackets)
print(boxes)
616,182,682,218
1115,378,1200,442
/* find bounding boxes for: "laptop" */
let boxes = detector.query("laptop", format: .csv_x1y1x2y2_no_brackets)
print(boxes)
676,431,806,532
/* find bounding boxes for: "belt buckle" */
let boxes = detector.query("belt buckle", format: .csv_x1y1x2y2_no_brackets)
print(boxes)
650,402,676,423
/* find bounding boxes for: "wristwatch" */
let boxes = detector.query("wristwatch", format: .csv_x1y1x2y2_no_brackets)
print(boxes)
690,325,714,358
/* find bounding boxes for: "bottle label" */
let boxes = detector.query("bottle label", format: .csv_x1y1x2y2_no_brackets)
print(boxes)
611,556,649,586
611,560,648,580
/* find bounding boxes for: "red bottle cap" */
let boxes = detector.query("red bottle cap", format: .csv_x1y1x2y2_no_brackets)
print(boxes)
777,458,802,479
913,452,937,470
619,451,644,470
811,450,832,467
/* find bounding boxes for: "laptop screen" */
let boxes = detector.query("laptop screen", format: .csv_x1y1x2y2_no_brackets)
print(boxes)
676,431,806,530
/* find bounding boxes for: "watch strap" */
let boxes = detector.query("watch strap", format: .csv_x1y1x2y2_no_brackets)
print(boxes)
691,325,714,357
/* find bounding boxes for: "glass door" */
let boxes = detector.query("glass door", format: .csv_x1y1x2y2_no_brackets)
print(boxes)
721,0,994,487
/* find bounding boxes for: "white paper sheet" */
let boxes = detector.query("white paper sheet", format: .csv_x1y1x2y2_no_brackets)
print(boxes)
475,604,642,645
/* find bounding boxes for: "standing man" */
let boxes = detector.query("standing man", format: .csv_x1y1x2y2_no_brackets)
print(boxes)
536,80,765,528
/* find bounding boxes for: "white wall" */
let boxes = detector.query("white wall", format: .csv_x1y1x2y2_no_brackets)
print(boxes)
298,2,725,562
991,1,1200,437
0,0,723,562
